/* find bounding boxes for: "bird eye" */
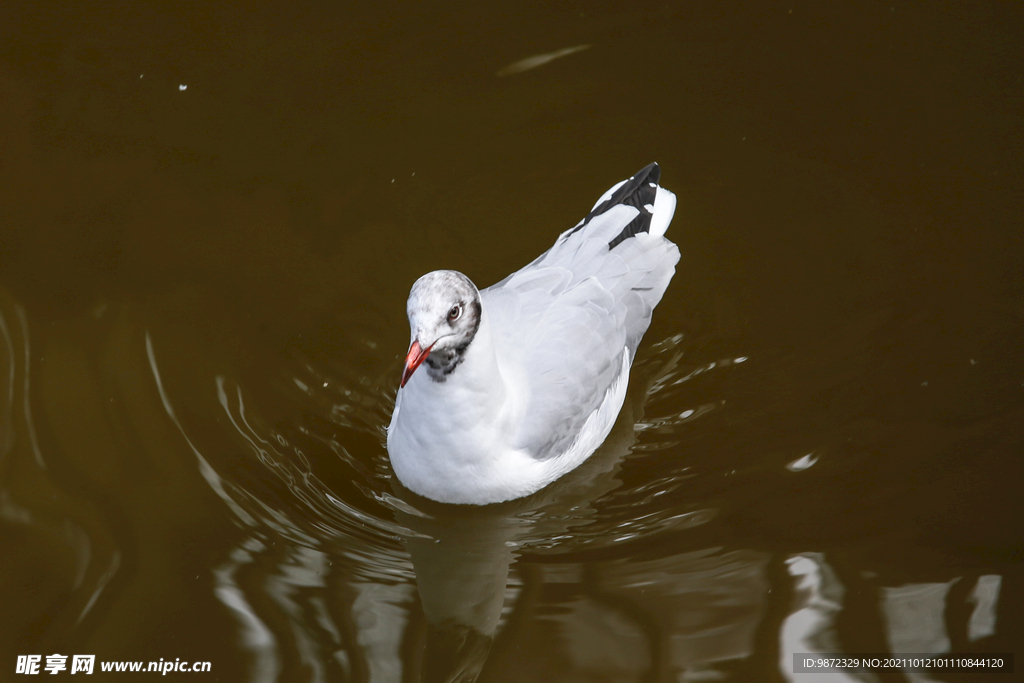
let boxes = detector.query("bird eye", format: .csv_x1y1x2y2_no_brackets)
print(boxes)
447,304,462,322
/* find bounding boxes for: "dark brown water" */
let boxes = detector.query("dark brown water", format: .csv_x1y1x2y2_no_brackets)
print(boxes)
2,2,1021,681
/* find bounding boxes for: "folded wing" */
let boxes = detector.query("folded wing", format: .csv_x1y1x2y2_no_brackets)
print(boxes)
484,163,680,460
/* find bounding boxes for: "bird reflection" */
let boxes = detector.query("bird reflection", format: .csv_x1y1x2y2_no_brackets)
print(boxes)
139,318,1009,682
389,342,683,682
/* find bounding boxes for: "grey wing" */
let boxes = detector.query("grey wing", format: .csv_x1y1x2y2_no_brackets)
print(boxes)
490,162,680,360
483,274,628,459
482,168,680,459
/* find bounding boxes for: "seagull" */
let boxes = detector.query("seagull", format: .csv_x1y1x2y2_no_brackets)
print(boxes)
387,163,679,504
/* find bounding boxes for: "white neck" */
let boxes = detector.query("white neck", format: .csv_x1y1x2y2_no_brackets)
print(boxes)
416,305,508,423
388,305,532,502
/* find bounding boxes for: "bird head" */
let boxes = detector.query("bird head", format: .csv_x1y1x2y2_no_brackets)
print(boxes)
401,270,481,387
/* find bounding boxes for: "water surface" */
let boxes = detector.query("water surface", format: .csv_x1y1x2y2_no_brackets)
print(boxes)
1,2,1021,681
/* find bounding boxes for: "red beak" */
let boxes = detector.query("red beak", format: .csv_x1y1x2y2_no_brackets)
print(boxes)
401,340,433,388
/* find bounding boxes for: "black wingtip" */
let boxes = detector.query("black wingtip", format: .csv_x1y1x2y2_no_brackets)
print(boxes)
606,163,661,249
563,163,664,248
636,162,660,185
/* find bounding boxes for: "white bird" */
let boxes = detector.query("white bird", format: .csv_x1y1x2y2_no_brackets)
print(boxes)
387,163,679,505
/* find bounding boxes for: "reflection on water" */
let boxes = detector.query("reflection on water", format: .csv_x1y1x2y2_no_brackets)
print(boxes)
145,317,763,680
76,313,995,681
1,257,1018,679
2,1,1022,681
